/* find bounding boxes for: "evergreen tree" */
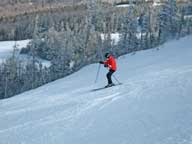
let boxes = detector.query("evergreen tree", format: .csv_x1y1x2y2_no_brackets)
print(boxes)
119,4,138,54
158,0,178,43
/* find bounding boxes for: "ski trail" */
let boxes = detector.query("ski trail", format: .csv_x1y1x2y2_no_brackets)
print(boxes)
1,64,191,135
0,83,129,135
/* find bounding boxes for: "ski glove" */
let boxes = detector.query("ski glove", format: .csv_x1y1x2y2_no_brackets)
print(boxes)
99,61,104,64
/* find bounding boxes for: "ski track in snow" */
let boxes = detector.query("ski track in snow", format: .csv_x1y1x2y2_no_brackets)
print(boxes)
0,36,192,144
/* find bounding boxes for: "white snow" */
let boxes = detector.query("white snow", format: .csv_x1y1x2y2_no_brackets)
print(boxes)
184,15,192,19
0,35,192,144
101,33,120,45
18,54,51,68
70,61,75,69
153,2,163,6
0,40,30,63
0,39,51,67
101,33,144,44
116,4,133,8
115,1,162,8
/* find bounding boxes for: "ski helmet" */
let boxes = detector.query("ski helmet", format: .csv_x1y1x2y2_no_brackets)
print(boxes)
105,53,110,58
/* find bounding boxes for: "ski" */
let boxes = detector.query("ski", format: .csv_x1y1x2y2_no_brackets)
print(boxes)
91,83,122,92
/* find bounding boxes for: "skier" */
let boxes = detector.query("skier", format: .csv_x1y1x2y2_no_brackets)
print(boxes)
99,53,117,87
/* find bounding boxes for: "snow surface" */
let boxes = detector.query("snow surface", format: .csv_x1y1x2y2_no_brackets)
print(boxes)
116,4,133,8
115,1,162,8
184,15,192,19
101,33,143,45
0,40,51,67
0,40,30,63
153,2,163,6
0,36,192,144
101,33,120,45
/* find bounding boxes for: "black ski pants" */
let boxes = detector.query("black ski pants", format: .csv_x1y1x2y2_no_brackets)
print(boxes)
106,69,115,84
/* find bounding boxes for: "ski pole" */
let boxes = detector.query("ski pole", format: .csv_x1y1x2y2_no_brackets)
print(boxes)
113,75,121,85
95,64,101,83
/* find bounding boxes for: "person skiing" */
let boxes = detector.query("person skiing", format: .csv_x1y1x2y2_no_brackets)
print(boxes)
99,53,117,87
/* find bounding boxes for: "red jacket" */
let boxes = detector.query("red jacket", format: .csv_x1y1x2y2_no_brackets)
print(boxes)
103,56,117,71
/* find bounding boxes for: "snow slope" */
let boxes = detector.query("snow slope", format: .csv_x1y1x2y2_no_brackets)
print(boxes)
0,40,30,63
0,36,192,144
0,40,51,67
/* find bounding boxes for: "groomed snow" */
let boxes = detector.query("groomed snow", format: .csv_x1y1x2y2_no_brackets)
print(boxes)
0,35,192,144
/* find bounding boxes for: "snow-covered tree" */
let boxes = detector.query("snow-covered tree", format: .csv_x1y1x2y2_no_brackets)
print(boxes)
158,0,178,43
119,4,138,54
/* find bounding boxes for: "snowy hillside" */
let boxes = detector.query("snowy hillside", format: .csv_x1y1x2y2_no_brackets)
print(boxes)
0,40,30,63
0,36,192,144
0,40,51,67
